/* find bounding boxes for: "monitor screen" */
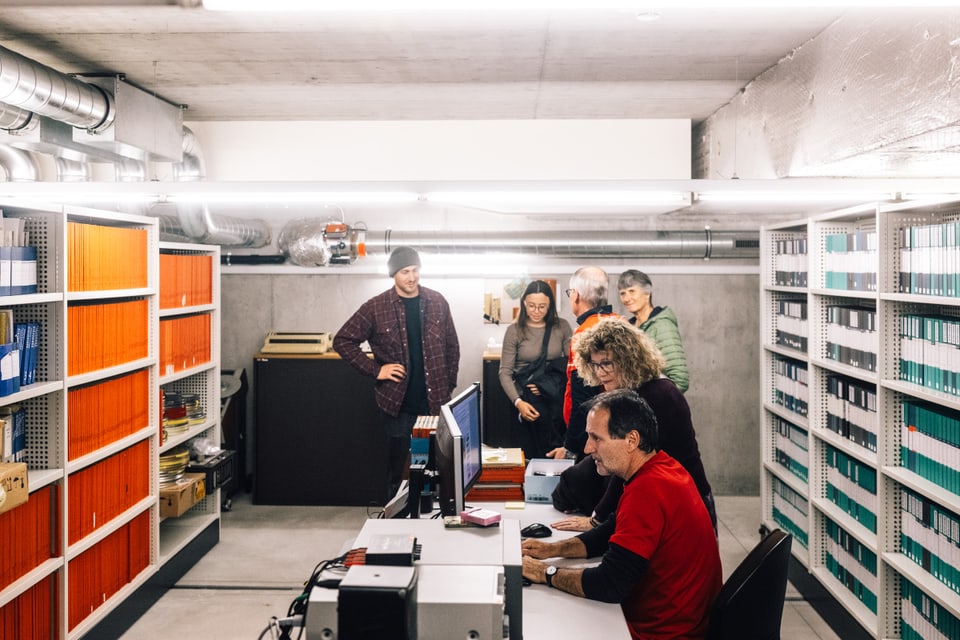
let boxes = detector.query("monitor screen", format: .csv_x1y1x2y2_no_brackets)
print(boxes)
436,382,483,516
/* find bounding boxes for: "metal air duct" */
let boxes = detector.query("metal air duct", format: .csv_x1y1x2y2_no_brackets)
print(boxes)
0,103,33,133
0,144,39,182
158,126,271,248
0,45,113,132
0,45,183,162
370,229,758,260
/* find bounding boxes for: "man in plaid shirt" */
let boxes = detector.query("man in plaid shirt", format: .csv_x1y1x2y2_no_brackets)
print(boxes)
333,246,460,498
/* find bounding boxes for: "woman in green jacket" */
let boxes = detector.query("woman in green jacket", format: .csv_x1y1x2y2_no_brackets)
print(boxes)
617,269,690,393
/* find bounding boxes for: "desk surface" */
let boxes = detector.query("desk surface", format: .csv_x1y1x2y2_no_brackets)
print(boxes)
347,502,629,640
491,502,629,640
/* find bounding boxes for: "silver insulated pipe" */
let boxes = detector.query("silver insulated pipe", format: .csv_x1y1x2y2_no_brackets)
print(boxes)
368,229,758,260
0,45,114,132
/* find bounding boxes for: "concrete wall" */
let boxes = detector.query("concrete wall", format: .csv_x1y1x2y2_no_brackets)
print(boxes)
194,117,761,495
222,266,760,495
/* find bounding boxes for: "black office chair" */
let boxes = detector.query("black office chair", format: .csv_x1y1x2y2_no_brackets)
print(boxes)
705,528,793,640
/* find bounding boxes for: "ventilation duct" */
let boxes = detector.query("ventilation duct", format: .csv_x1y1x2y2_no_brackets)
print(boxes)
280,224,758,264
152,126,271,248
0,44,113,132
55,157,90,183
0,45,182,162
370,229,758,260
0,144,39,182
0,103,33,133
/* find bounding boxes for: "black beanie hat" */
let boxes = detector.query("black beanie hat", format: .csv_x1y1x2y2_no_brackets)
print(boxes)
388,246,421,276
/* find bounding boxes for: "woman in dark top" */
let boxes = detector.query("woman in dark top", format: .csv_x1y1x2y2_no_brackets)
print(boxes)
551,317,717,533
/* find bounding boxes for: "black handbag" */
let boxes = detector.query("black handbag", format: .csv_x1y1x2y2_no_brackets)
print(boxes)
514,324,566,401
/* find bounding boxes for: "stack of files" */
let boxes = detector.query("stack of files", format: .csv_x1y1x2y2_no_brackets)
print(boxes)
13,321,40,387
0,404,26,463
0,309,18,397
466,446,526,501
0,214,37,296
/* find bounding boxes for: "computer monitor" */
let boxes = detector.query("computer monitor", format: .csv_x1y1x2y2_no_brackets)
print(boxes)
435,382,483,517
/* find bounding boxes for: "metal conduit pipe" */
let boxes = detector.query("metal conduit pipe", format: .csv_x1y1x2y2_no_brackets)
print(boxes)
368,229,759,260
0,144,38,182
0,45,114,133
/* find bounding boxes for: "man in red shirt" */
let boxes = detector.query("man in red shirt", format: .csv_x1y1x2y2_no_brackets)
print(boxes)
523,388,722,639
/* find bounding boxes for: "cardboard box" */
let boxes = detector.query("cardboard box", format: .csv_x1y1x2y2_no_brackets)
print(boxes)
0,461,28,514
524,458,574,503
159,472,206,518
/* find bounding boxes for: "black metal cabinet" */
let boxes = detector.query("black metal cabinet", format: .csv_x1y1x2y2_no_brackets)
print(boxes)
253,353,388,506
481,355,521,448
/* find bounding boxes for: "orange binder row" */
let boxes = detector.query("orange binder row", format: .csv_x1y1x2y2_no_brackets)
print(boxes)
67,222,148,292
67,440,150,545
0,485,58,591
159,253,213,310
466,484,525,501
68,369,150,461
159,313,211,376
67,299,149,377
67,510,150,632
0,574,59,640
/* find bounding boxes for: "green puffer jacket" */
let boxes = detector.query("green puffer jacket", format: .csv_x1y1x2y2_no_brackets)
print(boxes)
634,306,690,393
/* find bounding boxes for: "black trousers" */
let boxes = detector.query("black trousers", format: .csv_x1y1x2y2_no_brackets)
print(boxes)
382,411,418,499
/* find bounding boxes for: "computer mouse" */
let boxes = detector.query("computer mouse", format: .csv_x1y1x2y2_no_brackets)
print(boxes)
520,522,552,538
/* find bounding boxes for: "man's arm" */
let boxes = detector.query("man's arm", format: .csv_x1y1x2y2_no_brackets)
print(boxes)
441,299,460,391
522,542,648,603
520,536,588,560
332,304,379,378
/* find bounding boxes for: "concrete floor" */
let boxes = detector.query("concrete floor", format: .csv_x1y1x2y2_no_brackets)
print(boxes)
116,495,847,640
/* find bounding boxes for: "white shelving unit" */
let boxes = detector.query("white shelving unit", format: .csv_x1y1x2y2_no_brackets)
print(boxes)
157,241,221,566
761,199,960,639
0,201,221,639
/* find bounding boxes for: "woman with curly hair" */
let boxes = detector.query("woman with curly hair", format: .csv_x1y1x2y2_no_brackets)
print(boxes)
550,317,716,533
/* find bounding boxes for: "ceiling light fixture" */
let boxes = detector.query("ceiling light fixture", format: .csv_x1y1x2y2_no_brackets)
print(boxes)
695,191,899,203
203,1,672,10
426,190,690,206
164,191,421,204
202,0,959,10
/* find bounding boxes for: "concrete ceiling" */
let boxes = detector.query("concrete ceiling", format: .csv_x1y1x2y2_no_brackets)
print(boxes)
0,2,848,123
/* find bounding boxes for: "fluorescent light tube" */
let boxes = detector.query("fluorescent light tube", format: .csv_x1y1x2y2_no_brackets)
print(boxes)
165,191,420,204
426,191,689,206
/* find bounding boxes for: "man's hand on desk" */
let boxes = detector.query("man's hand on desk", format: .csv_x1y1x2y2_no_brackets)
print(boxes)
551,515,595,532
520,538,556,559
522,556,587,598
522,556,548,584
521,535,588,561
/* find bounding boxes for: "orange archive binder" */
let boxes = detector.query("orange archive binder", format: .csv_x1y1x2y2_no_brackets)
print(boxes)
160,253,213,309
67,222,148,292
159,313,211,376
67,369,150,461
67,299,149,377
67,510,150,632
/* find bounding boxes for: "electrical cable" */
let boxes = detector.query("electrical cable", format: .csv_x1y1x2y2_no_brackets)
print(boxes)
262,551,349,640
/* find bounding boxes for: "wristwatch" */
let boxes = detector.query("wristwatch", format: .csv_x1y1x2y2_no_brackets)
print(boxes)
544,565,558,588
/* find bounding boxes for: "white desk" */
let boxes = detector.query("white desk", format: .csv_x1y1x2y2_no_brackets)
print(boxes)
488,501,630,640
307,502,629,640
